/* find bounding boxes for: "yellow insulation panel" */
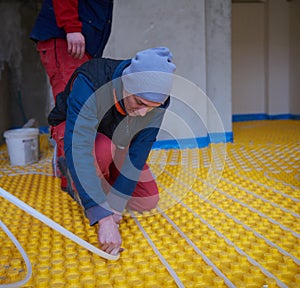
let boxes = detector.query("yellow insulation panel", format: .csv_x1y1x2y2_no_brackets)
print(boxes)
0,120,299,287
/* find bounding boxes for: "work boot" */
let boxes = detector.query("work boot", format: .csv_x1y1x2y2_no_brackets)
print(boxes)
57,157,80,204
49,138,68,190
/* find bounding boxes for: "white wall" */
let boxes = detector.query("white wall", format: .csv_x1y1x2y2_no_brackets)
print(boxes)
205,0,232,133
232,0,299,117
104,0,207,141
232,3,266,115
267,0,289,115
290,0,300,115
104,0,232,142
104,0,206,88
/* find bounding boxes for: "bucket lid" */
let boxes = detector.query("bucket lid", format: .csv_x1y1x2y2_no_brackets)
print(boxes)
3,128,39,138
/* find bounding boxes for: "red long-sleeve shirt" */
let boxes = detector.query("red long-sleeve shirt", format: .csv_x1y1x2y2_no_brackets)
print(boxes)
52,0,82,33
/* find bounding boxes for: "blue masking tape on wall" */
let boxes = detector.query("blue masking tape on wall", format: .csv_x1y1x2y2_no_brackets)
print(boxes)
152,132,233,150
232,113,300,122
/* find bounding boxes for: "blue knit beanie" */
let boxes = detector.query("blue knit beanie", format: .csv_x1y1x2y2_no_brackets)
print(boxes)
122,47,176,103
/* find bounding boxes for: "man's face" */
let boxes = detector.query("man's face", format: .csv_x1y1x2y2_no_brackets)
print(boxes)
123,90,161,117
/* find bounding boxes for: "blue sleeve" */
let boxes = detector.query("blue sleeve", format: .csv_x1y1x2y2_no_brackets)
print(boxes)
64,74,113,225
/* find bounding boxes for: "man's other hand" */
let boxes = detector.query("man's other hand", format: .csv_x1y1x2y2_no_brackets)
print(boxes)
66,32,85,59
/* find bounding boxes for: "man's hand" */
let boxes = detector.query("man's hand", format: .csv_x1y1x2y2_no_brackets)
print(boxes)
66,32,85,59
111,209,122,225
98,215,122,255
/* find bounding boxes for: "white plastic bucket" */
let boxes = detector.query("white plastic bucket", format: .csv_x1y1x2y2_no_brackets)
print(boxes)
3,128,39,166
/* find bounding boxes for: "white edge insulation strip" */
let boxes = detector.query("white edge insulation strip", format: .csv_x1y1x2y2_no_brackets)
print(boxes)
0,187,119,263
0,219,32,287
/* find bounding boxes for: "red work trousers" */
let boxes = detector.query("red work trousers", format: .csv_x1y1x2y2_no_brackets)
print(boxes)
38,39,90,187
37,38,91,102
94,133,159,212
51,122,159,212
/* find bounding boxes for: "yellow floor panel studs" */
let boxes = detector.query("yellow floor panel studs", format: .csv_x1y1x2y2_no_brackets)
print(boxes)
0,119,299,287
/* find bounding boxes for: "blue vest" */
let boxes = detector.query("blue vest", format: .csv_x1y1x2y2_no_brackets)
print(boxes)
49,58,169,212
30,0,113,57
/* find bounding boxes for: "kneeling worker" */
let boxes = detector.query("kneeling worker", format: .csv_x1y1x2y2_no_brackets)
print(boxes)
48,47,176,255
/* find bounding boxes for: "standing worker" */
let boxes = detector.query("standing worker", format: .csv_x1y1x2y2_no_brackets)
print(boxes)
30,0,114,188
30,0,113,102
48,47,176,255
